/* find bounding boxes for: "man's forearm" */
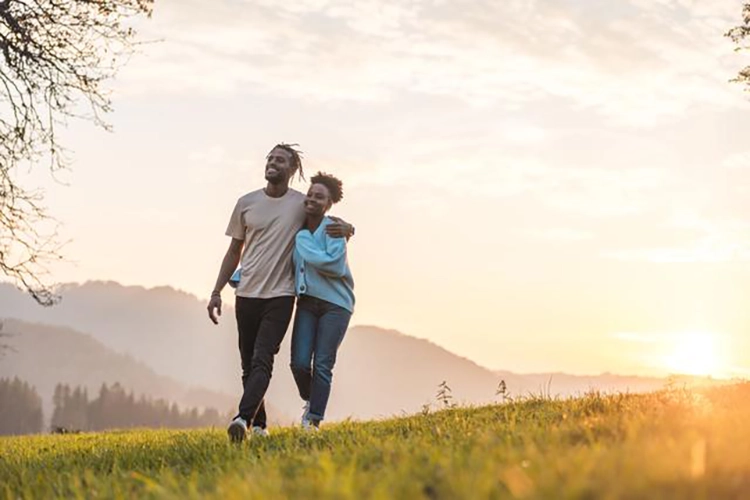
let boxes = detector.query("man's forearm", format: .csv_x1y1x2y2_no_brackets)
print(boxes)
212,250,241,295
325,216,355,240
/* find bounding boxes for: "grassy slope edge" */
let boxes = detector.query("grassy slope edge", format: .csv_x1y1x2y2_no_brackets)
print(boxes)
2,383,749,499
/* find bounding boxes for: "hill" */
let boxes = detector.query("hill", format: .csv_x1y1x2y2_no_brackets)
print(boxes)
0,319,259,424
2,383,749,498
1,281,671,421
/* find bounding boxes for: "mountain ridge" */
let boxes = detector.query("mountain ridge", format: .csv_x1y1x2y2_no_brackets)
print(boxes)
1,281,676,420
0,318,262,424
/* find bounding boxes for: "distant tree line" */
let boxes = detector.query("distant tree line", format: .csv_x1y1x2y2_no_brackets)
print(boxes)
51,382,232,432
0,378,231,435
0,377,44,435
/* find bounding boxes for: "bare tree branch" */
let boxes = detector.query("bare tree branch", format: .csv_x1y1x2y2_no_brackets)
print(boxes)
0,0,153,305
726,3,750,89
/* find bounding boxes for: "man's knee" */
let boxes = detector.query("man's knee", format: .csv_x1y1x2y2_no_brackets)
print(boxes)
250,352,275,374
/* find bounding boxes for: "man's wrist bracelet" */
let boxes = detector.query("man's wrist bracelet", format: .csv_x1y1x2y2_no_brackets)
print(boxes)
211,290,221,297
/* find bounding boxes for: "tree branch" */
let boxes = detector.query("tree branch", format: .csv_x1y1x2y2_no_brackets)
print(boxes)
0,0,153,305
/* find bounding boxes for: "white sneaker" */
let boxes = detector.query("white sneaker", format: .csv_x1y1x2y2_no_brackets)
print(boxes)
251,426,269,437
301,401,310,424
227,416,248,443
301,418,319,432
301,401,319,431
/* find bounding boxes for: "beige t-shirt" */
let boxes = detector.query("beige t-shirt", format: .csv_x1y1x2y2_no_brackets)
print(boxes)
225,188,306,298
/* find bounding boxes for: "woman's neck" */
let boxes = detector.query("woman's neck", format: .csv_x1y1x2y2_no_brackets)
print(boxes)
305,214,325,232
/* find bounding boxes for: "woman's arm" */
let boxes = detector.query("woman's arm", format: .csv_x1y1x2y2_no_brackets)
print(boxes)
296,231,348,278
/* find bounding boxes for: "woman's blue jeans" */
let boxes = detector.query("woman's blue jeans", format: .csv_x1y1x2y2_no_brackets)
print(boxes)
290,295,352,422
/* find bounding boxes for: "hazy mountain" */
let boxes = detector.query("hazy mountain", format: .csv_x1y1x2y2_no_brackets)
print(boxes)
0,282,238,391
0,319,252,424
492,370,669,399
1,282,675,422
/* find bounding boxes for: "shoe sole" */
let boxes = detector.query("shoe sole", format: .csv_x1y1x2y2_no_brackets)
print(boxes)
227,422,246,443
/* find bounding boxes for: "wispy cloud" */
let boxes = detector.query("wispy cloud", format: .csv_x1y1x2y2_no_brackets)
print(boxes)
120,0,748,125
604,217,750,263
350,148,667,218
600,147,750,263
612,332,660,343
723,151,750,170
527,228,594,242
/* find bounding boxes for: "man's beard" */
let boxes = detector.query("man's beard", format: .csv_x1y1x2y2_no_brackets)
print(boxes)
265,172,287,185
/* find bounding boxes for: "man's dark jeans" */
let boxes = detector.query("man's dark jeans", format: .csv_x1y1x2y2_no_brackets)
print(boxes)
290,295,351,423
235,295,295,427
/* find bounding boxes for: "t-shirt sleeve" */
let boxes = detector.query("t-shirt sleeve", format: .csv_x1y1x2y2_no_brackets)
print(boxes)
225,199,245,240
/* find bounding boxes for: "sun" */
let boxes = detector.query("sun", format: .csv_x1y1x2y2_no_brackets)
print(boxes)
664,332,723,377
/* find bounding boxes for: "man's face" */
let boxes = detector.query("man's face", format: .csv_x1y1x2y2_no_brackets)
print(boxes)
265,147,295,185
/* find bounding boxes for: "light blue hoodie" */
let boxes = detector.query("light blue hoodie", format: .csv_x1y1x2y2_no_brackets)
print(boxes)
293,217,355,313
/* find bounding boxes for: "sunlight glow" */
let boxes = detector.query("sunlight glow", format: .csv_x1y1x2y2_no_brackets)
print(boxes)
664,332,723,377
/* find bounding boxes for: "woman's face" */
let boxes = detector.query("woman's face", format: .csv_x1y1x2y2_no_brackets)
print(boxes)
304,183,332,216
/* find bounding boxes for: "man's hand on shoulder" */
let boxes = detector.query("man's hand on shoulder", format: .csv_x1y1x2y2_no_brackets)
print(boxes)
207,294,222,325
326,216,355,240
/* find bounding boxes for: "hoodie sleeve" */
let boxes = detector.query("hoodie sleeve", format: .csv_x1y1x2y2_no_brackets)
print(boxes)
295,230,348,278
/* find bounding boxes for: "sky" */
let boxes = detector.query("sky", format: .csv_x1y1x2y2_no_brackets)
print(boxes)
8,0,750,378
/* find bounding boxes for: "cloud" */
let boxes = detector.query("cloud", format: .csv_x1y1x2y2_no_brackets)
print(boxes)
723,151,750,170
527,228,594,242
604,217,750,263
108,0,750,258
118,0,748,125
594,144,750,263
350,147,667,218
183,145,250,185
612,332,660,343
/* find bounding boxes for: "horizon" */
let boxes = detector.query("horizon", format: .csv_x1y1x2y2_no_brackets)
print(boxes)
5,0,750,380
0,279,740,382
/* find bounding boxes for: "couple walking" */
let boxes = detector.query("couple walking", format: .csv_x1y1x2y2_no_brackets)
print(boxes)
206,143,355,442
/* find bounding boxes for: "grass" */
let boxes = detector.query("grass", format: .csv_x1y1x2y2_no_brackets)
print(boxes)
2,383,750,499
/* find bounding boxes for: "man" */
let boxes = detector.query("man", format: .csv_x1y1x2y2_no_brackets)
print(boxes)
207,143,353,443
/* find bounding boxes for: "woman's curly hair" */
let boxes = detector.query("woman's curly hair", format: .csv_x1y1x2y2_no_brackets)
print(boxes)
310,171,344,204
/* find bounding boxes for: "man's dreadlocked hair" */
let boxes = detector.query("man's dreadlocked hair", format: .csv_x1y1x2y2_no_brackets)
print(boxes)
311,171,344,204
269,143,305,182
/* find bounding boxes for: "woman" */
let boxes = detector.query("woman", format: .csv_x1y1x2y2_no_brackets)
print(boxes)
290,172,355,430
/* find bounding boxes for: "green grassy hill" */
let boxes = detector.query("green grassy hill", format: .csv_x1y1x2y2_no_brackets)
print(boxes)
2,382,749,499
